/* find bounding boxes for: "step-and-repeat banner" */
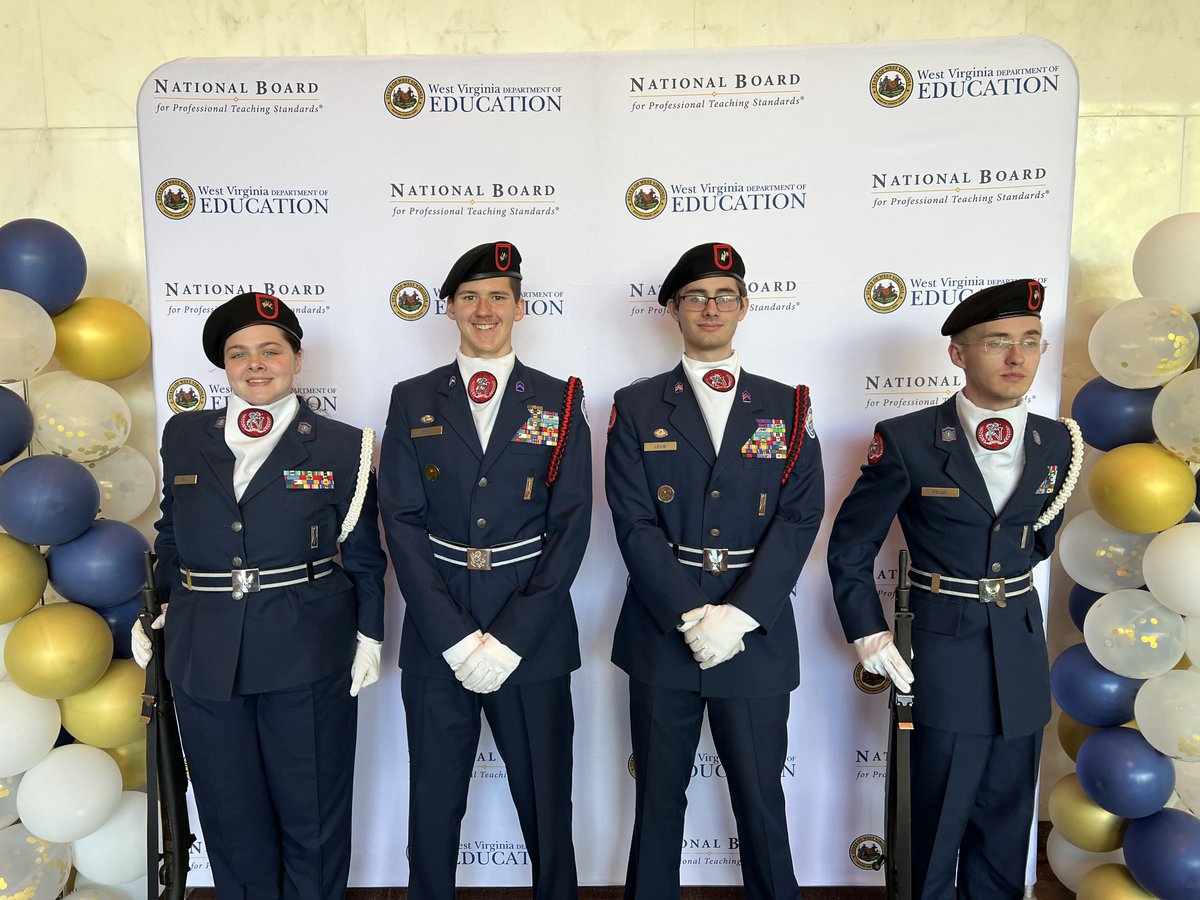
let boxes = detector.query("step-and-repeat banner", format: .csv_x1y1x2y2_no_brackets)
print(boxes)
137,37,1078,887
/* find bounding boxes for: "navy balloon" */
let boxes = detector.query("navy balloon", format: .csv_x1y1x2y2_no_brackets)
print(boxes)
1124,807,1200,898
0,219,87,315
1068,583,1104,632
1071,376,1161,450
101,595,141,659
1050,643,1143,726
0,455,98,545
1076,727,1175,818
0,388,33,465
46,519,150,608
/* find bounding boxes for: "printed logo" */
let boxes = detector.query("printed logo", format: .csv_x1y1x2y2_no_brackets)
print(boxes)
864,273,907,314
166,377,206,414
626,177,668,219
156,178,196,220
854,661,890,694
850,834,886,870
870,64,913,108
385,76,425,118
390,280,431,321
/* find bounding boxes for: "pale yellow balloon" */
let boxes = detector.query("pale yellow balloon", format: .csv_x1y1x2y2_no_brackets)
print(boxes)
59,659,146,748
52,297,151,382
101,736,147,790
1048,773,1128,852
0,533,47,624
1057,711,1101,762
1076,864,1155,900
3,603,113,698
1088,443,1197,533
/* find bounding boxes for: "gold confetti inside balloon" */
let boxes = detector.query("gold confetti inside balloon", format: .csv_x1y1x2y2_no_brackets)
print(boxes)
0,534,47,625
59,659,145,749
1058,711,1102,762
101,736,146,791
1088,443,1196,534
1133,669,1200,761
1077,863,1155,900
1083,589,1186,678
1048,773,1128,852
52,297,151,382
1088,297,1198,389
0,823,71,900
3,603,112,699
31,376,130,463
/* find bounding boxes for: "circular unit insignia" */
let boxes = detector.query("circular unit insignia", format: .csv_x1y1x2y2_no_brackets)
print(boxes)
467,372,497,404
976,418,1014,450
867,432,884,465
703,369,735,392
237,408,273,437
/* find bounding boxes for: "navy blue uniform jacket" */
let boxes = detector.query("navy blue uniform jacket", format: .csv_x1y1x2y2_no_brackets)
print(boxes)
607,365,824,697
154,400,387,703
378,359,591,683
827,397,1072,738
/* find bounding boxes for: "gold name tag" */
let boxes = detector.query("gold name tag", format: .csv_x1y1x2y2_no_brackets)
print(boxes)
644,441,677,452
410,426,443,438
921,487,960,498
173,475,198,485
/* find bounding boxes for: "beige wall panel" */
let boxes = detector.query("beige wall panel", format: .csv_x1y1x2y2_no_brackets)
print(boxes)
0,0,47,129
1184,117,1200,211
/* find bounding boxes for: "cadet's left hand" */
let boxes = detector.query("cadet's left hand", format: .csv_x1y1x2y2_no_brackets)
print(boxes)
349,632,383,697
457,634,522,694
678,604,759,667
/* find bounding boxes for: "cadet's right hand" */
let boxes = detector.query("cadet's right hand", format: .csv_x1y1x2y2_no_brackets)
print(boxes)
442,630,485,673
131,604,168,669
854,630,914,693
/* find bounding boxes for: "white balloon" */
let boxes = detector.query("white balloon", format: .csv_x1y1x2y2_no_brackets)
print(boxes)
0,290,56,384
1059,510,1153,592
1133,212,1200,313
83,446,157,522
1134,669,1200,761
1045,826,1125,892
0,679,62,777
0,822,72,900
31,377,131,462
71,791,148,885
62,890,123,900
1087,297,1198,388
1152,370,1200,464
74,875,148,900
16,744,122,842
1144,524,1200,617
1083,589,1186,678
1174,759,1200,816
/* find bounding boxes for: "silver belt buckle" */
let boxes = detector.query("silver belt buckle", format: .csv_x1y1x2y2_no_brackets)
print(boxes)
978,577,1005,604
231,567,261,600
467,548,492,571
702,548,729,575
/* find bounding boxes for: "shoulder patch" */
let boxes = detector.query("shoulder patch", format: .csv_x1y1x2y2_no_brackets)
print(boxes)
867,432,884,465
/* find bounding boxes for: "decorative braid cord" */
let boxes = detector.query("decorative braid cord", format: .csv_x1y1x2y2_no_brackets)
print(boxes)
338,426,375,543
1033,417,1083,532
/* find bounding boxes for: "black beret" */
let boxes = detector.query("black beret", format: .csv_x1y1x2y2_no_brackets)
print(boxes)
658,242,746,306
201,292,303,368
439,241,523,300
941,279,1045,336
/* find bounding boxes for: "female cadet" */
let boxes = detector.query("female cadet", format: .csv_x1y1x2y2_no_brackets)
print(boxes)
132,291,387,900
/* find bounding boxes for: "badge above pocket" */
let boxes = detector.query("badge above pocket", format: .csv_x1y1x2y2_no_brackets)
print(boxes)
284,470,334,489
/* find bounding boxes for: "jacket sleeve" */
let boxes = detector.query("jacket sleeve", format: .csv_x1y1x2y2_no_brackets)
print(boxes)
337,450,388,641
152,415,183,604
487,381,592,656
378,384,482,654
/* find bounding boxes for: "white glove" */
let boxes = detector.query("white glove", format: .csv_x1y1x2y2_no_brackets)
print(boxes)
457,634,522,694
442,630,484,672
677,604,759,668
854,630,914,693
130,605,167,669
349,632,383,697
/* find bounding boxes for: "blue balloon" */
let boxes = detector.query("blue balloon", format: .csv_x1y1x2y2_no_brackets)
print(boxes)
1068,583,1104,632
0,389,33,466
1071,376,1161,451
1124,807,1200,898
46,519,149,608
0,219,86,315
0,455,98,545
1076,727,1175,818
100,595,141,659
1050,643,1143,726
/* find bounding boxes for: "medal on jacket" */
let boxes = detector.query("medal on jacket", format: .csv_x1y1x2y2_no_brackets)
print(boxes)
702,369,735,392
237,407,273,437
467,371,497,403
976,418,1013,450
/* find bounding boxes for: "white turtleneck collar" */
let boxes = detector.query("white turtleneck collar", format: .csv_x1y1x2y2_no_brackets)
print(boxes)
456,350,516,452
955,391,1028,514
225,392,301,501
681,351,740,456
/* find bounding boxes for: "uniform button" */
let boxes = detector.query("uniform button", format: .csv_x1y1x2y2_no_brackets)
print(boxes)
710,490,721,500
709,528,721,538
232,590,244,601
991,562,1001,573
478,477,488,488
232,557,243,566
992,524,1001,533
231,521,243,532
476,518,487,528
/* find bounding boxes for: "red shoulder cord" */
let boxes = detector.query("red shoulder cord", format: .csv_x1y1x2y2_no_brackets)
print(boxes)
780,384,809,486
546,376,581,488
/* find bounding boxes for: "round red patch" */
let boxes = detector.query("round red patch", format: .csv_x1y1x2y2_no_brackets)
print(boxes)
702,369,735,392
237,408,273,437
467,371,497,403
976,418,1014,450
867,432,884,464
607,404,617,434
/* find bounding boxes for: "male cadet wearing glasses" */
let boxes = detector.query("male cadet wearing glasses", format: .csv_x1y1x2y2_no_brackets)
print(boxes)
378,241,591,900
606,242,824,900
827,280,1082,898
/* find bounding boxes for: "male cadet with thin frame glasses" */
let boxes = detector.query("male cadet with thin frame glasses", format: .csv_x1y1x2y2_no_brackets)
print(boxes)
378,241,591,900
606,242,824,900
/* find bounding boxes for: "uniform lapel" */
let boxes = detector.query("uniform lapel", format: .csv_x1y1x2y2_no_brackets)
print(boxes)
712,370,763,479
199,412,237,504
239,399,315,506
1001,417,1051,522
664,363,715,464
935,397,995,517
480,358,536,476
436,362,483,460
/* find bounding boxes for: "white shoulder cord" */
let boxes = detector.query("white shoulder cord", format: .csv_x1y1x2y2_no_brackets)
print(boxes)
338,426,375,543
1033,417,1084,532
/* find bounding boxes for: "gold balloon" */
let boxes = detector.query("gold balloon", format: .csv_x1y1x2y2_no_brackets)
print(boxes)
102,735,147,790
52,296,151,381
1077,864,1155,900
59,658,146,748
1048,773,1127,852
3,602,113,698
0,534,47,624
1088,443,1196,533
1057,711,1101,761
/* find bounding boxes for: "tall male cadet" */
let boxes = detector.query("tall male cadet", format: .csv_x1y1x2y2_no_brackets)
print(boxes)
606,242,824,900
827,280,1082,898
379,241,591,900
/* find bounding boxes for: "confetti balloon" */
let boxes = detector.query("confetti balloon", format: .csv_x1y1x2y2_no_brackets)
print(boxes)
1083,589,1186,678
84,446,157,523
1135,669,1200,761
1059,510,1152,593
1088,297,1197,389
0,772,21,829
31,376,131,462
0,823,72,900
1152,369,1200,464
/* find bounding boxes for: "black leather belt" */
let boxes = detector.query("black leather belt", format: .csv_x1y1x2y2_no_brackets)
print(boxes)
907,566,1032,604
428,533,544,571
668,541,756,575
181,556,335,600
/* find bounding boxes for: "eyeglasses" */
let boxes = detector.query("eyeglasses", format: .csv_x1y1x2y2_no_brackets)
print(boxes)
676,293,742,311
956,337,1049,355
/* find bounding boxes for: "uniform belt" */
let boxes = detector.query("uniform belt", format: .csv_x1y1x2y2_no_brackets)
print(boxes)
668,541,756,575
180,556,336,598
428,533,545,571
907,566,1032,603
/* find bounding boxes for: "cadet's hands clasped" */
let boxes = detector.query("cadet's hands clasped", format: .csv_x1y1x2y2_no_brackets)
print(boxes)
677,603,759,669
444,631,522,693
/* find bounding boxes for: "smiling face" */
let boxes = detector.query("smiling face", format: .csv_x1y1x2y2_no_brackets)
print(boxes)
948,314,1044,410
668,275,748,362
223,323,301,405
447,275,525,358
